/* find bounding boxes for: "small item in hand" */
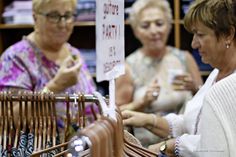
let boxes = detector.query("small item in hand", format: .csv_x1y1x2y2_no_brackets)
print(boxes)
72,54,77,60
42,86,51,93
152,91,158,97
67,55,78,68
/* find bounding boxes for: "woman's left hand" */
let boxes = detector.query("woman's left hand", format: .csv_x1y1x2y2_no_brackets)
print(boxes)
122,110,153,127
143,79,161,103
172,74,198,94
119,79,160,111
47,55,82,93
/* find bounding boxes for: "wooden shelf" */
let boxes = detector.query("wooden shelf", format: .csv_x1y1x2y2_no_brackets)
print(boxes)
74,21,95,26
0,24,33,29
0,21,96,29
0,19,185,29
0,0,210,79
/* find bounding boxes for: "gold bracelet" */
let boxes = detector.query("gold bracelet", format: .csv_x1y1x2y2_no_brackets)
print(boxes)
152,114,157,128
147,114,157,130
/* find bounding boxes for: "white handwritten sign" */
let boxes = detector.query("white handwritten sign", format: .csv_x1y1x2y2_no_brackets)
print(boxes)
96,0,125,82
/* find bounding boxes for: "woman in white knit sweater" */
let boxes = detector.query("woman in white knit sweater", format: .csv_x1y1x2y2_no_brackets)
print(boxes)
122,0,236,156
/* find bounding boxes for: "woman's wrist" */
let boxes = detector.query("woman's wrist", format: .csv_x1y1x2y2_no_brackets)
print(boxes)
120,103,135,111
127,100,146,111
45,80,63,93
165,138,176,156
143,96,153,106
145,114,157,130
134,99,152,111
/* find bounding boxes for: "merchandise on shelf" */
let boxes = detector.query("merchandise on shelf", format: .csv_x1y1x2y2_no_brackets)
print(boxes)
76,0,96,21
2,0,33,24
181,0,194,18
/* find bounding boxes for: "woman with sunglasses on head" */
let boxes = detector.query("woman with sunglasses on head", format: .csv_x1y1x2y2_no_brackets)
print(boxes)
0,0,96,137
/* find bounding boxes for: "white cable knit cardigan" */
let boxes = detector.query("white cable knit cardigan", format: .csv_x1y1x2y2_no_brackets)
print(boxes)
164,69,219,157
197,73,236,157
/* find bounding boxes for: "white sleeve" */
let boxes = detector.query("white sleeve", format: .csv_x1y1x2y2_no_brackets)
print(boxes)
164,113,186,137
175,91,229,157
176,134,200,157
196,101,228,157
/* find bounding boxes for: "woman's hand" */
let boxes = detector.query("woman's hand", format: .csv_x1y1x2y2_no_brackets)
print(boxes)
47,55,82,93
172,74,199,94
119,79,160,111
122,110,171,138
143,79,160,104
122,110,153,127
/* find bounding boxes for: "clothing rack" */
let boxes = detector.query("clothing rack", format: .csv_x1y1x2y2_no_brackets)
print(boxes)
63,109,160,157
0,91,159,157
2,92,104,103
0,91,107,157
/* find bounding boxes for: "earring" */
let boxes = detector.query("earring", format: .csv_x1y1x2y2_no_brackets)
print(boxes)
225,42,231,49
226,44,230,49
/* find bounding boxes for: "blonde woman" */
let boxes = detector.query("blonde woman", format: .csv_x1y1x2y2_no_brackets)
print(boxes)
0,0,96,135
116,0,202,147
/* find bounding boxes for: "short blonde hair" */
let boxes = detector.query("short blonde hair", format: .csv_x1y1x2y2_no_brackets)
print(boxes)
33,0,77,12
129,0,173,30
184,0,236,40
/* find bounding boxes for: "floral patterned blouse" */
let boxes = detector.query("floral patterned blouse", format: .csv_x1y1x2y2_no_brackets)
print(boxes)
0,37,96,130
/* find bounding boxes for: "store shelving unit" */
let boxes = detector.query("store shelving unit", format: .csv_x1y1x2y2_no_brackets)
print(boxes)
0,0,211,78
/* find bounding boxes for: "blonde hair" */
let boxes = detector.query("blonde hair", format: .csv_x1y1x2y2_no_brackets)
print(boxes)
129,0,172,30
184,0,236,40
33,0,77,12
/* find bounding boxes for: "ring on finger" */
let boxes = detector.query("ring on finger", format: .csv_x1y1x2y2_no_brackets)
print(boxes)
152,91,158,97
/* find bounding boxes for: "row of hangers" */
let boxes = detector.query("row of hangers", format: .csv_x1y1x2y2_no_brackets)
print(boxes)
67,107,159,157
31,92,160,157
0,91,160,157
0,91,102,156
